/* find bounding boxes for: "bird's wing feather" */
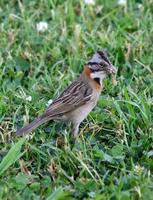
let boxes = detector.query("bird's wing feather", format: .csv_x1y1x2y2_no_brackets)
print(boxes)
42,78,92,118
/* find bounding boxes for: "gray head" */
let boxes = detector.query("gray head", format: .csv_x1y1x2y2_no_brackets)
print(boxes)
88,50,116,75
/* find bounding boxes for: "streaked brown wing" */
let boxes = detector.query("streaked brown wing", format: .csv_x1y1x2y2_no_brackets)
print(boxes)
42,77,92,118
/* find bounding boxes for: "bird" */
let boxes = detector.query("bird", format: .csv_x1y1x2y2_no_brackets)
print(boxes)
16,50,116,138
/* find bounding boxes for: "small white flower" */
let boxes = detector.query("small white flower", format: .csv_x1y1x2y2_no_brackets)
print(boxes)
84,0,95,5
134,165,144,173
25,96,32,102
88,192,96,198
36,21,48,33
137,3,143,9
46,99,53,107
96,5,103,14
118,0,127,6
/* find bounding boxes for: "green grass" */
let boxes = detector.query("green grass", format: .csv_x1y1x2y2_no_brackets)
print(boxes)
0,0,153,199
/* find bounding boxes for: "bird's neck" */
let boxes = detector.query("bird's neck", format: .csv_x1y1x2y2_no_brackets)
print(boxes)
82,65,105,91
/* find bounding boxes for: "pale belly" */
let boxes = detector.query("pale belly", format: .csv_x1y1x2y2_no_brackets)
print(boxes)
70,102,96,123
66,90,100,124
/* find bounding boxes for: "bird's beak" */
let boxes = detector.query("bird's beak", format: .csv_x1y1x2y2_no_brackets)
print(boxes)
107,65,117,75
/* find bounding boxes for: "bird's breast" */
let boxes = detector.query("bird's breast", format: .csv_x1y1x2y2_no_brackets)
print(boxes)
67,90,100,124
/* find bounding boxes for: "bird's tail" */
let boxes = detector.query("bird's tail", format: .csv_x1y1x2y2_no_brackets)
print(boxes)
16,116,50,136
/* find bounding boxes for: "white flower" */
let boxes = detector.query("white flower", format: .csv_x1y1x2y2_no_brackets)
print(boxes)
46,99,53,107
134,165,144,173
25,96,32,102
118,0,127,6
36,21,48,33
137,3,143,9
84,0,95,5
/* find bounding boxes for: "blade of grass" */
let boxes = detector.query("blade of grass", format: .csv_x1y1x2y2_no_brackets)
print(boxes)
0,138,26,176
46,187,68,200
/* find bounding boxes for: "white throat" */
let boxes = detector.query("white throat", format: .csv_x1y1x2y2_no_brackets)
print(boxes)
90,71,106,84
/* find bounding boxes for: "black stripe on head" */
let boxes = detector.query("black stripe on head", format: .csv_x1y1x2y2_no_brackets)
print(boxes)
87,62,101,72
88,62,98,65
97,50,111,65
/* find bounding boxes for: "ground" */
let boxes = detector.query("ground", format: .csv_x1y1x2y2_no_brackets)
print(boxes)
0,0,153,199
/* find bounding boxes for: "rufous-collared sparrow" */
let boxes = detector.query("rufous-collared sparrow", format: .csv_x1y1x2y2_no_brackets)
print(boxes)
16,50,116,137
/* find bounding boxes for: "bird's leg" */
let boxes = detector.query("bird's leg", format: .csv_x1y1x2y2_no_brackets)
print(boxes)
72,122,80,138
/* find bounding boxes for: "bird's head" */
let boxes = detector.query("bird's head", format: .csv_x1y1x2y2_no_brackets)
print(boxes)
86,50,116,81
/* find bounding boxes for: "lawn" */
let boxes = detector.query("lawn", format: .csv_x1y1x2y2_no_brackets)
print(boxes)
0,0,153,199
